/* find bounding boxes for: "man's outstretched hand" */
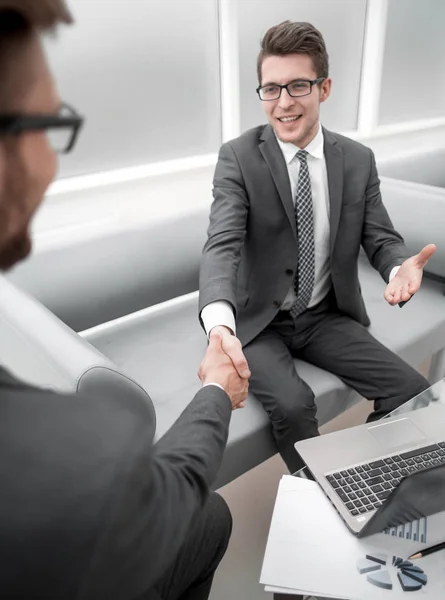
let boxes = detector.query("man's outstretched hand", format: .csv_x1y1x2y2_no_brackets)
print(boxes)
384,244,436,306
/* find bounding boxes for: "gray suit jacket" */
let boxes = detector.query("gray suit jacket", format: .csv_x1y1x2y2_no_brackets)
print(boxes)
199,124,409,346
0,366,231,599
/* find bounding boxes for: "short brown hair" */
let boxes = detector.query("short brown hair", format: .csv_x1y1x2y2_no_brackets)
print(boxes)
0,0,73,37
257,20,329,84
0,1,72,110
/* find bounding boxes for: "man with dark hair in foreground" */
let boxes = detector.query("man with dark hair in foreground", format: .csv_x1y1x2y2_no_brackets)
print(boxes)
0,2,249,598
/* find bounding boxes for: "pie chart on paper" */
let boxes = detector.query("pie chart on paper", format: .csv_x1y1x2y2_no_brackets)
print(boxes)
356,553,428,592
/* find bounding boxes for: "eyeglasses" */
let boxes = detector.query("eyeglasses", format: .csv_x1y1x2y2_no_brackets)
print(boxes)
0,102,84,153
256,77,325,101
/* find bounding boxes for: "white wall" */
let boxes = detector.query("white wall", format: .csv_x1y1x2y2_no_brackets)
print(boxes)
379,0,445,125
45,0,221,177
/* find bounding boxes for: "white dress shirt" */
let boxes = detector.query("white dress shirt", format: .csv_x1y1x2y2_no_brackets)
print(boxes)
276,124,331,310
201,124,400,336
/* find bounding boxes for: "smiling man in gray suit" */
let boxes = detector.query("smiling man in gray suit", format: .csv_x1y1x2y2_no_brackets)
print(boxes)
199,20,436,473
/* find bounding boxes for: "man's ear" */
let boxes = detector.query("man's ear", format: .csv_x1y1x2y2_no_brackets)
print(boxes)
320,77,332,103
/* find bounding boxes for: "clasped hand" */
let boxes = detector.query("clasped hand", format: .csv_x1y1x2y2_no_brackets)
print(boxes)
198,328,250,409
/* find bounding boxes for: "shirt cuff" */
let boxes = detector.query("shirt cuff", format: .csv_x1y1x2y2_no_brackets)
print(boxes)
202,382,225,392
389,265,401,281
201,300,236,337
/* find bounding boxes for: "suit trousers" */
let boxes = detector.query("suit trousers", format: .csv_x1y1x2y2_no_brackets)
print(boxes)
141,493,232,600
243,291,430,473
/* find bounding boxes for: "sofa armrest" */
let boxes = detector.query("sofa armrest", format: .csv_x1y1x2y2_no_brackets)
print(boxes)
0,275,156,439
380,177,445,281
424,271,445,287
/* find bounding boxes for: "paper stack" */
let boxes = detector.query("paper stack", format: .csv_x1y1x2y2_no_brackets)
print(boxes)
260,475,445,599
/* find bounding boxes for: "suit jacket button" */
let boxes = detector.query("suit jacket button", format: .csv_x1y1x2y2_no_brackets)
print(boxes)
285,269,293,276
273,300,282,308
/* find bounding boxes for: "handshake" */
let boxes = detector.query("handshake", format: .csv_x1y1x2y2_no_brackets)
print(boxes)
198,326,251,410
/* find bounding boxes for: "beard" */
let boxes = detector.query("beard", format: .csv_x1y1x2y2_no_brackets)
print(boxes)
0,138,37,272
0,226,31,271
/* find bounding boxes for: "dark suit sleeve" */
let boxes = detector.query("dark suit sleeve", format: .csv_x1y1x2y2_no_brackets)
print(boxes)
199,142,249,319
81,385,232,600
361,149,410,282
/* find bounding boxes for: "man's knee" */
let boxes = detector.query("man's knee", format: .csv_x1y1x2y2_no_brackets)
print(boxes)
372,368,430,419
395,368,430,402
407,370,430,394
268,386,317,434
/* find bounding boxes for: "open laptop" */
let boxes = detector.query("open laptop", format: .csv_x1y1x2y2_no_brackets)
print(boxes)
294,385,445,537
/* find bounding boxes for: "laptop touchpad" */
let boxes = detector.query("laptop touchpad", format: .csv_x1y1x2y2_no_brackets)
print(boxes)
367,418,427,450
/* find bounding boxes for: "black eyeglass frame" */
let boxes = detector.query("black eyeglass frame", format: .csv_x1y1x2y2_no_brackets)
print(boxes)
0,101,84,153
256,77,326,101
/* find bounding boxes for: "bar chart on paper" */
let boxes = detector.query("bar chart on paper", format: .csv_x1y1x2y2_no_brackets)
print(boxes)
383,517,427,544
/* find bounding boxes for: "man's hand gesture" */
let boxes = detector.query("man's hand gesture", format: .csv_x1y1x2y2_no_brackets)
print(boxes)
384,244,436,306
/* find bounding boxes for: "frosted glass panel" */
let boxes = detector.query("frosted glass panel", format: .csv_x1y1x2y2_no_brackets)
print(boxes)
45,0,221,178
237,0,367,134
379,0,445,125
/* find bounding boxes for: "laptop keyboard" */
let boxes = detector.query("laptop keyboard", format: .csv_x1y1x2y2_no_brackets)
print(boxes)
325,442,445,516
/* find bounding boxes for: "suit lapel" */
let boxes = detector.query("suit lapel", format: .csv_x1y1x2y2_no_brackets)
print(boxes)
259,125,297,238
323,127,344,253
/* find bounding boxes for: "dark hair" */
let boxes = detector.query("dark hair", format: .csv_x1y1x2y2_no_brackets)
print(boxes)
0,0,72,37
0,1,72,111
257,20,329,84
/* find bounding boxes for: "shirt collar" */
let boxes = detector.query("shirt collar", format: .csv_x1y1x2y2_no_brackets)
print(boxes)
275,122,324,164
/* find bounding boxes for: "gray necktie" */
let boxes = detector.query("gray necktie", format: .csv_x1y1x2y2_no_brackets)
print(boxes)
290,150,315,318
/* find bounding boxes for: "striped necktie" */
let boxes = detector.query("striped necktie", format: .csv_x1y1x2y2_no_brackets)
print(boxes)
289,150,315,318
